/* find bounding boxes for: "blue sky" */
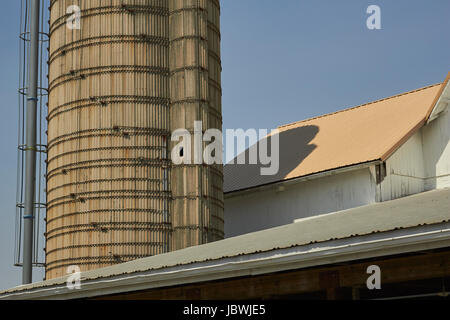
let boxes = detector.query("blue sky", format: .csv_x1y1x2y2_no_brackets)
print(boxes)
0,0,449,290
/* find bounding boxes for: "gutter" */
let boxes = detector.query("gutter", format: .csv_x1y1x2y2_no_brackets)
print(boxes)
2,222,450,300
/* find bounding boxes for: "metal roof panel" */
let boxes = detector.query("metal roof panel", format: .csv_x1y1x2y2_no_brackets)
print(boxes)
2,188,450,295
224,79,447,193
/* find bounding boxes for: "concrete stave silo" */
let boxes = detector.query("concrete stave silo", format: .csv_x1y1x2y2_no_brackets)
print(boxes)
46,0,223,279
169,0,224,250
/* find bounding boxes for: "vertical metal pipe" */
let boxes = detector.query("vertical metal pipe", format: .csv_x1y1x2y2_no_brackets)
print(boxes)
23,0,40,285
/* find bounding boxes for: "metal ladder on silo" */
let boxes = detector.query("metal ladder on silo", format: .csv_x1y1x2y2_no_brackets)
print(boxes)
14,0,49,277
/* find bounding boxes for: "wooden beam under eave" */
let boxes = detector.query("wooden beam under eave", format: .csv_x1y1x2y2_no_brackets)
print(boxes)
94,248,450,300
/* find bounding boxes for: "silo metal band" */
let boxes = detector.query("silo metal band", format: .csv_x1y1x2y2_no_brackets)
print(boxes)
169,7,207,15
49,35,169,64
46,158,171,181
47,95,170,121
209,50,222,65
46,227,171,241
170,98,223,120
208,22,221,39
46,207,169,226
169,35,208,43
49,65,169,90
45,241,169,256
48,71,168,92
46,192,172,211
49,5,169,35
47,145,166,165
47,127,169,150
211,0,221,12
45,255,159,272
46,221,172,238
47,189,172,207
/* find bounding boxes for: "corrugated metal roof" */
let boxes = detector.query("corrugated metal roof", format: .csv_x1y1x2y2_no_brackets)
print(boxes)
224,79,447,193
2,188,450,295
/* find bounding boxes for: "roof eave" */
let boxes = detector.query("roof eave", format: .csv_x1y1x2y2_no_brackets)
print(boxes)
224,160,382,198
2,221,450,300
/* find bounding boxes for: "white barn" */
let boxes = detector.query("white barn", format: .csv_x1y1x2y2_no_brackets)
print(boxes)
224,74,450,238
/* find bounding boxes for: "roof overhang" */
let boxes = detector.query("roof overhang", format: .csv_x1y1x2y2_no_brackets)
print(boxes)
224,160,381,198
1,221,450,300
2,188,450,300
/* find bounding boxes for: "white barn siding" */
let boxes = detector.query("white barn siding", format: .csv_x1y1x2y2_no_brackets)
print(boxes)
378,105,449,200
422,107,450,190
379,130,426,202
224,168,376,238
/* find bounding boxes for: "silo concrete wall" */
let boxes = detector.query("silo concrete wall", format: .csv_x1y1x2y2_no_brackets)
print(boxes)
46,0,172,279
169,0,224,250
46,0,223,279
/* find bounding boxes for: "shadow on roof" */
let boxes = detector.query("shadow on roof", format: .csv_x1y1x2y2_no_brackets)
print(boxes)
224,125,319,192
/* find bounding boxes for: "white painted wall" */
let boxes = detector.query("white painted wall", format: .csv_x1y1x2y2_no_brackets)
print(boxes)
378,102,450,200
379,130,426,202
224,168,376,238
422,107,450,190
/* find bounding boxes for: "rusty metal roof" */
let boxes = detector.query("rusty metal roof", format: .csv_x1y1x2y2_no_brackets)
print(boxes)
1,188,450,298
224,75,449,193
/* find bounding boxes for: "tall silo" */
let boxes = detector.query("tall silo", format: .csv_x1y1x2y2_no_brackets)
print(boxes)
169,0,224,250
46,0,223,279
